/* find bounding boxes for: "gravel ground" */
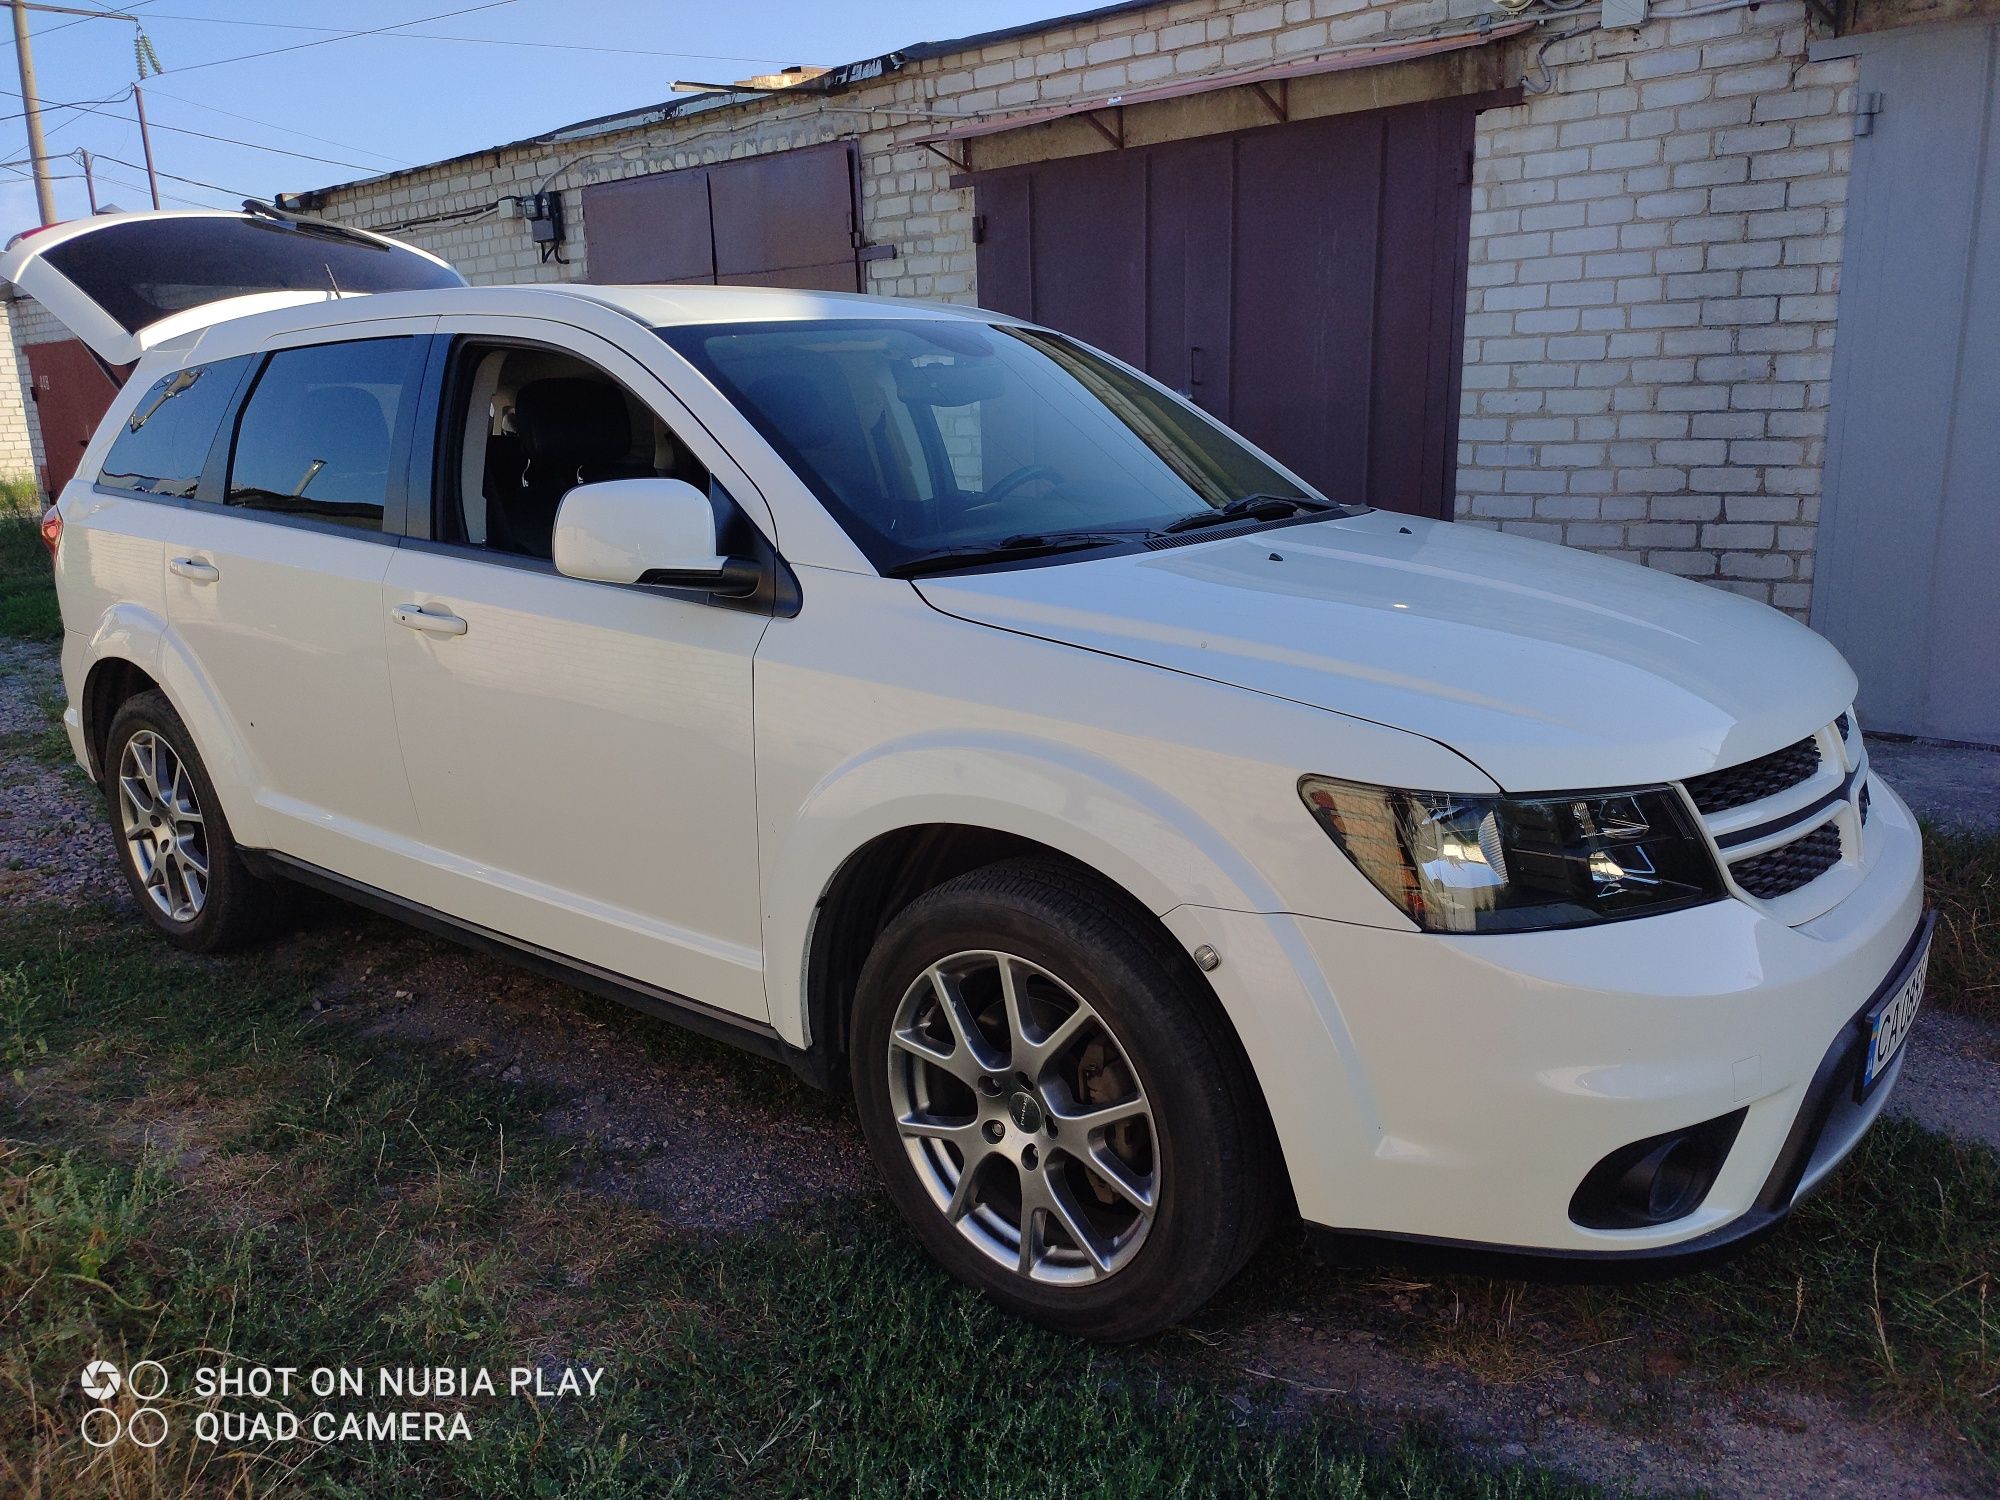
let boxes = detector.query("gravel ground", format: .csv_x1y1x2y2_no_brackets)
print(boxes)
1868,735,2000,836
4,638,1995,1498
0,637,119,910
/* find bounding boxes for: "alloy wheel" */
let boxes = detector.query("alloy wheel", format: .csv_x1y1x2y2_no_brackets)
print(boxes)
886,949,1158,1284
117,730,209,923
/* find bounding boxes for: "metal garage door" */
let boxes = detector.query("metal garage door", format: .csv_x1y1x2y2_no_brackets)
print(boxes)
1815,21,2000,745
23,337,124,497
582,141,863,292
973,99,1481,518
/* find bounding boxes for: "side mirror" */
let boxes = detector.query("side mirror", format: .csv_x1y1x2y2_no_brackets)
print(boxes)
552,478,758,595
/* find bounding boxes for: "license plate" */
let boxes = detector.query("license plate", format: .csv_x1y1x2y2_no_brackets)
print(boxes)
1859,930,1930,1098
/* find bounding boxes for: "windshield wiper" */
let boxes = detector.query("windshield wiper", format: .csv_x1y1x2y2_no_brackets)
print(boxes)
885,531,1139,579
1156,493,1341,534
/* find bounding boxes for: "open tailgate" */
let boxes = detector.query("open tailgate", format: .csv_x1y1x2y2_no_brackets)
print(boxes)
0,209,464,365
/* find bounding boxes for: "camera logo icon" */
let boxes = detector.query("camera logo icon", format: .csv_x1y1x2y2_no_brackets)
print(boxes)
80,1361,122,1402
79,1359,169,1448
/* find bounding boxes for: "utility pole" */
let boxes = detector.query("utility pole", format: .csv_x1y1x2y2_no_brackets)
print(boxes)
4,3,146,222
78,145,95,211
9,0,57,225
131,84,158,207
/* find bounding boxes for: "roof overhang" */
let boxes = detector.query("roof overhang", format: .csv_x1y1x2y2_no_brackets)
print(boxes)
916,20,1537,149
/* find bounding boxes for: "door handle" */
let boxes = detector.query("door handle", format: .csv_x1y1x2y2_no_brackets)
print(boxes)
392,603,468,637
168,556,219,584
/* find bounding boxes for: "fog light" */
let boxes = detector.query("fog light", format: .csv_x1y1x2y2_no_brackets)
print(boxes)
1569,1110,1745,1230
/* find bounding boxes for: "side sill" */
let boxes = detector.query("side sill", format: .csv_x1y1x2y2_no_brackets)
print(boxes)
243,849,837,1089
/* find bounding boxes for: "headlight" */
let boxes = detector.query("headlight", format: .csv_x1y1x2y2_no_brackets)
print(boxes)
1298,777,1724,933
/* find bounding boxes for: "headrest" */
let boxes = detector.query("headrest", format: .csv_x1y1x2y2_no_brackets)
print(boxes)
303,386,389,461
513,377,631,462
745,371,839,451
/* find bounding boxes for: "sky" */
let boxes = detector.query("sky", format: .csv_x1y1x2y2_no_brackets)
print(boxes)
0,0,1082,237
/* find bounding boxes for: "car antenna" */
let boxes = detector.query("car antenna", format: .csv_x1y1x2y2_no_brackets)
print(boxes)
325,262,343,298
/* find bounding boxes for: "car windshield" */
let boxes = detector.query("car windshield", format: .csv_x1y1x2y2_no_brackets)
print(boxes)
658,318,1351,573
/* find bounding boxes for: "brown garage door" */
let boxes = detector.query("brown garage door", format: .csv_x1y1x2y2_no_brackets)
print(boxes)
975,99,1483,518
24,338,125,498
582,141,863,292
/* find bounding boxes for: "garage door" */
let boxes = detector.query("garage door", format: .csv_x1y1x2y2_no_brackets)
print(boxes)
1814,21,2000,744
974,99,1481,518
24,338,124,497
582,141,863,292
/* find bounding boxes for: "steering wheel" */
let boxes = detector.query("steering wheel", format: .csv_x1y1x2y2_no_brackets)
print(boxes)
984,463,1061,503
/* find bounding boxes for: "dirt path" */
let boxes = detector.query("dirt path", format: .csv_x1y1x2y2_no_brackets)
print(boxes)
1224,1300,1978,1500
3,638,1992,1498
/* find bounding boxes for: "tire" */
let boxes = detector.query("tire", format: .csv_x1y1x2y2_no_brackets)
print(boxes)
850,857,1279,1340
102,690,280,953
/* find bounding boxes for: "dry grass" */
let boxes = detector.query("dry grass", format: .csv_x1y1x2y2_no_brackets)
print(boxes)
1926,825,2000,1021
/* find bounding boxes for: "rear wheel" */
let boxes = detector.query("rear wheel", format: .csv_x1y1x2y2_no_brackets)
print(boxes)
103,691,279,952
850,858,1278,1340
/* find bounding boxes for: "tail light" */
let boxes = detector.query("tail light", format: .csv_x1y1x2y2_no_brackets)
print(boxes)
38,505,62,557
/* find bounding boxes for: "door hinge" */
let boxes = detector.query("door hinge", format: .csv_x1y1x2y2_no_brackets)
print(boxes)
972,213,987,246
1854,91,1885,138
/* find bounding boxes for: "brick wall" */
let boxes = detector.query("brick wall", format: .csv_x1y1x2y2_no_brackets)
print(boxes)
1455,2,1854,613
8,0,1853,610
0,301,36,485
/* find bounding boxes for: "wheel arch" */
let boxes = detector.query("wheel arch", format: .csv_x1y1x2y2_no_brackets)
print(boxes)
80,653,163,782
799,823,1277,1128
74,612,268,846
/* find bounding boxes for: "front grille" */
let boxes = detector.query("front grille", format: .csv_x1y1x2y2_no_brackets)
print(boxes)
1683,736,1822,814
1732,822,1842,899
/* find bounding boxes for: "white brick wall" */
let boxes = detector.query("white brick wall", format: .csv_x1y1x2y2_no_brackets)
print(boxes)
0,301,36,484
1456,2,1853,614
6,0,1854,610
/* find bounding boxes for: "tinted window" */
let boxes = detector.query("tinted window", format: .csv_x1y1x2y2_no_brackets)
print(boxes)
659,319,1325,573
97,356,251,498
226,338,420,531
43,217,464,334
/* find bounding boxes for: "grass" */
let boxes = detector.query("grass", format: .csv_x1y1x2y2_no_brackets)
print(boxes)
2,892,1997,1496
0,477,59,643
1927,824,2000,1022
0,905,1598,1499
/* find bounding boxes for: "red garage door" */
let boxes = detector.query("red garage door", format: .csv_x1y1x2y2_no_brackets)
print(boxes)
24,337,125,498
582,141,863,292
975,99,1485,518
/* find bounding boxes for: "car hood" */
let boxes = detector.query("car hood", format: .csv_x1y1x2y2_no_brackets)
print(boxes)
914,511,1857,792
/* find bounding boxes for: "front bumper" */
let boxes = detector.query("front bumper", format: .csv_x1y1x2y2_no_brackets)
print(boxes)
1307,907,1932,1279
1162,772,1926,1259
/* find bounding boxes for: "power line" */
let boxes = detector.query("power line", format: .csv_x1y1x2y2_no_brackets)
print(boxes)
17,0,155,43
83,146,245,197
95,10,791,66
161,0,519,76
51,91,395,172
137,85,412,168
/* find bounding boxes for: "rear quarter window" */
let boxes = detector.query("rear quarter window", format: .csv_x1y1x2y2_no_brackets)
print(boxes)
96,356,253,498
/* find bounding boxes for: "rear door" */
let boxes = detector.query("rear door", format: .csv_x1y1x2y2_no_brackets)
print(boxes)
0,210,463,366
162,320,436,890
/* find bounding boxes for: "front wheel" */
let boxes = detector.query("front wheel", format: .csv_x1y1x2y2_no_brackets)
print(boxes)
850,859,1278,1340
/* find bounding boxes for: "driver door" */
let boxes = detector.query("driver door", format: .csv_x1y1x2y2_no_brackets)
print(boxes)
383,320,773,1020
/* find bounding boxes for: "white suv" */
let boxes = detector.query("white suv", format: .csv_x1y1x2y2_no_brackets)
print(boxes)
11,211,1929,1340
